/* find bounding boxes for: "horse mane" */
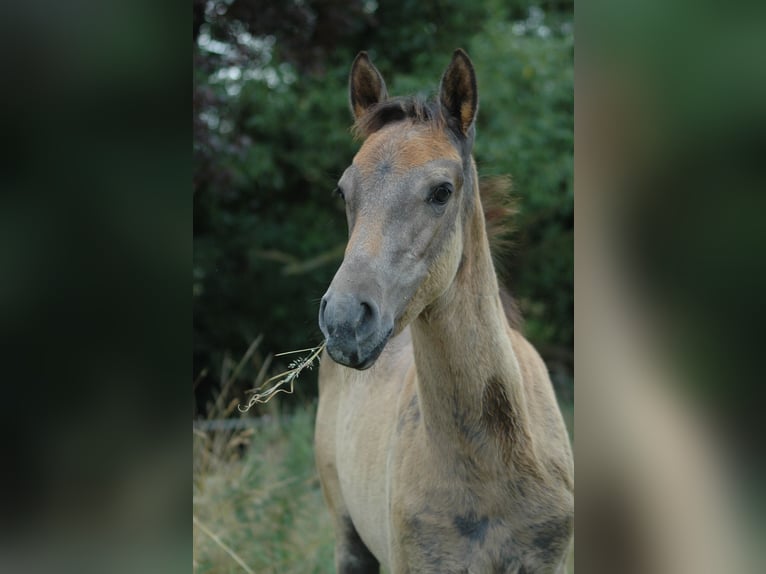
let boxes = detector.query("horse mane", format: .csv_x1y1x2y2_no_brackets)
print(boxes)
352,96,523,330
480,175,523,330
480,174,516,257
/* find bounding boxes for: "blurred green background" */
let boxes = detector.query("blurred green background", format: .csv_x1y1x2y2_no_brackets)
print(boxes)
193,0,574,414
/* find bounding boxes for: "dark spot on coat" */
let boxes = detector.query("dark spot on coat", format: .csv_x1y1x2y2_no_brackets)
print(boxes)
453,511,489,544
397,393,421,433
408,393,420,424
482,375,540,472
376,160,393,177
482,376,516,437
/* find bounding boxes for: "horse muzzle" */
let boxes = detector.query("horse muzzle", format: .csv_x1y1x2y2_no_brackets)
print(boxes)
319,291,393,370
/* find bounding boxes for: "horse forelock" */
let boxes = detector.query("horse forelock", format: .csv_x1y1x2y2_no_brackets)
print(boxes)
352,96,442,140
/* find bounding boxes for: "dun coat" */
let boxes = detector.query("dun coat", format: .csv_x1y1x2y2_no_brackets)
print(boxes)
315,50,574,574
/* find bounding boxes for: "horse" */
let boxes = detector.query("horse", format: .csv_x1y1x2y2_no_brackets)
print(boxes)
314,49,573,574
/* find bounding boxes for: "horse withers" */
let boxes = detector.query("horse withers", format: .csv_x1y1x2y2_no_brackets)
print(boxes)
315,49,573,573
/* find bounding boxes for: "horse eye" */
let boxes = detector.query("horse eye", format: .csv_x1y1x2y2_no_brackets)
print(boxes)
334,186,345,201
429,184,453,206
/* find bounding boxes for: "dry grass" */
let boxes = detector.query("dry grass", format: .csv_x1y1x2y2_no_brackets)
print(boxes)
193,401,335,574
238,342,326,412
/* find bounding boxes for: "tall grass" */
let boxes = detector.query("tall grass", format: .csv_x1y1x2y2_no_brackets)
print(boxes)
193,401,335,573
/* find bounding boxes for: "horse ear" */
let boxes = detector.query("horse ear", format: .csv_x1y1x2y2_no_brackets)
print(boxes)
439,49,478,136
349,51,388,120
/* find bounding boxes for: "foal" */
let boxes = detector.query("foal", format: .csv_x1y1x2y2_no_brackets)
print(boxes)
315,50,573,574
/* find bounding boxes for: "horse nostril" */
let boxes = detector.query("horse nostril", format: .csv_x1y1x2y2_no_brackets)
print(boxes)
359,301,374,325
321,293,379,339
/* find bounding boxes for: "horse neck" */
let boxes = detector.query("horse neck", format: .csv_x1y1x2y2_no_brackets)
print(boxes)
410,169,531,465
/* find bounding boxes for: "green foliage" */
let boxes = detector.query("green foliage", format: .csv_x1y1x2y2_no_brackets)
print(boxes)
362,0,488,74
470,12,574,353
193,1,574,411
